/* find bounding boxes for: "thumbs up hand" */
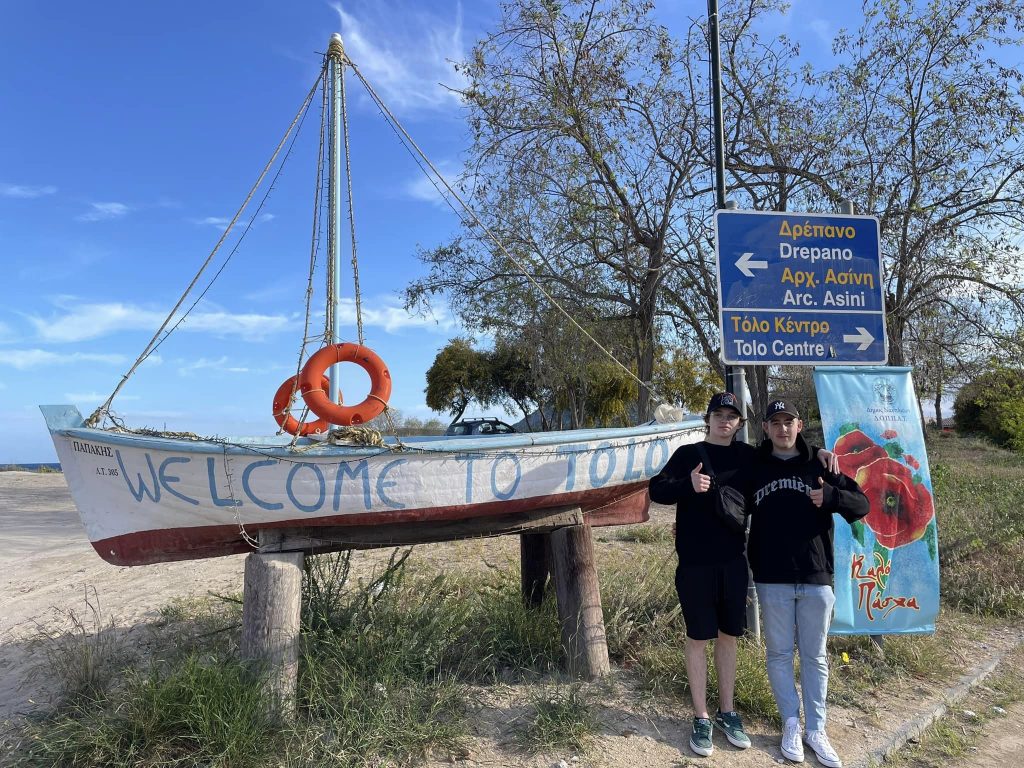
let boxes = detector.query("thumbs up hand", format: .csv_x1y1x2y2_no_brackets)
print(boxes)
810,476,827,507
691,462,711,493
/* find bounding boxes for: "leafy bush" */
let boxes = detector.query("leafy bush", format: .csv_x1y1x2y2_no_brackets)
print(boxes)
953,367,1024,450
989,398,1024,453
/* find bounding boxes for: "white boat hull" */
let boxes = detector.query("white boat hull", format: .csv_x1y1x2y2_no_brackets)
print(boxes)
41,405,701,565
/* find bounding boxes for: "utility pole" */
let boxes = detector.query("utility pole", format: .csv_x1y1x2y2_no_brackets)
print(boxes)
708,0,759,640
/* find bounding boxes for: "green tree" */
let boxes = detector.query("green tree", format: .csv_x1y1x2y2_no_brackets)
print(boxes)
485,341,545,429
424,338,491,421
716,0,1024,413
650,346,719,414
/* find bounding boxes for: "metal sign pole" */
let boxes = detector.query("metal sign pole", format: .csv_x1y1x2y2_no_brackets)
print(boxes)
708,0,759,641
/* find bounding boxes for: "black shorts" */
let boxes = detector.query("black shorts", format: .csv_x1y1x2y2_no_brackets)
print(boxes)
675,555,749,641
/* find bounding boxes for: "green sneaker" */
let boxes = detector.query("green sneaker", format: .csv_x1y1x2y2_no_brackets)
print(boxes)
715,709,751,749
689,716,714,756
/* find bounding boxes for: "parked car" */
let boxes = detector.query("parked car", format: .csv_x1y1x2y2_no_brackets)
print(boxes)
445,417,518,437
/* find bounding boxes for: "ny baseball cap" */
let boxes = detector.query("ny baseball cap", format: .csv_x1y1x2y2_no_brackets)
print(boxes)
706,392,742,415
764,399,800,420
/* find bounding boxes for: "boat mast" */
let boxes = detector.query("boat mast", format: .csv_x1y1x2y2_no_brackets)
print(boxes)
327,33,345,413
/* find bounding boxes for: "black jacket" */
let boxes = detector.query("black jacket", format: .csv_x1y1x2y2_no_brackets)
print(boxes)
746,433,868,585
648,440,751,566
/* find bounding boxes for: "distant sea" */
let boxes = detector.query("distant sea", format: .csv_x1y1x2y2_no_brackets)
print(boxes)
0,463,62,472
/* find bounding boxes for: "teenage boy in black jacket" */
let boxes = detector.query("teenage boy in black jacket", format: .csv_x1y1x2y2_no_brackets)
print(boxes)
649,393,837,759
748,400,868,768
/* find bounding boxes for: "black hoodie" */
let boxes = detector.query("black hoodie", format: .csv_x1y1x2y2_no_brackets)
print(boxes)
648,440,751,567
746,433,868,586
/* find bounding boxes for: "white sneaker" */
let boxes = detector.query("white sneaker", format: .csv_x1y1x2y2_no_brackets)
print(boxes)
804,729,842,768
781,716,804,762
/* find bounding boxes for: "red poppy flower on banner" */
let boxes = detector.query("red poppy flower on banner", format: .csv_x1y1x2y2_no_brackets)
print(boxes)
853,456,935,549
834,429,889,476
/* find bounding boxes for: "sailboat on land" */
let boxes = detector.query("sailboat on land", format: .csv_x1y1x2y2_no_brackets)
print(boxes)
41,35,702,566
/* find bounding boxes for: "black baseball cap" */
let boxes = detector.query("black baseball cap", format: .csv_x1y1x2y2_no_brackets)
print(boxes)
706,392,742,416
764,399,800,420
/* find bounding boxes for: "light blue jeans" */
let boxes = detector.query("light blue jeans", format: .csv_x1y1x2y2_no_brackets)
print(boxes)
756,582,835,732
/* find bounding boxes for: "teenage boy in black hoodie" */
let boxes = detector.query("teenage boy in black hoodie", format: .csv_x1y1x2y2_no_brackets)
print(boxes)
649,393,837,758
748,400,868,768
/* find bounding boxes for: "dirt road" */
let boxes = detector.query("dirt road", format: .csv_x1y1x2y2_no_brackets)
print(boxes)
959,700,1024,767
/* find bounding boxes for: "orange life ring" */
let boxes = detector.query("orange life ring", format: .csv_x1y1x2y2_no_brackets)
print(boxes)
273,374,330,436
299,343,392,426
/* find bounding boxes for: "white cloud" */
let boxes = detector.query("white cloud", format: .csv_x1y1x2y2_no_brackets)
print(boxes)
27,301,295,343
335,296,456,333
29,302,162,342
76,202,130,222
170,310,292,339
0,349,127,370
176,356,251,376
22,294,454,350
404,161,461,206
196,213,274,229
807,19,835,48
65,392,140,402
243,282,302,303
1,182,57,198
331,2,468,114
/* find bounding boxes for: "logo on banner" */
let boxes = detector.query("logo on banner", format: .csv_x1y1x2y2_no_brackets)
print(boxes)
866,377,911,422
873,377,895,407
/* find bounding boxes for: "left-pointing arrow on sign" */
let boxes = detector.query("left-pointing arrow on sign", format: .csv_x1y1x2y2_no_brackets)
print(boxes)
842,326,875,351
735,251,768,278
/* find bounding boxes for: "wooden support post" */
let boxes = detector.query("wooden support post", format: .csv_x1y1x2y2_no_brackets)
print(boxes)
241,549,305,716
549,520,610,680
520,532,550,607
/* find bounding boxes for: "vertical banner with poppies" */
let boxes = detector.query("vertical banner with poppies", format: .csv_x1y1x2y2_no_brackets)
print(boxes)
813,366,939,635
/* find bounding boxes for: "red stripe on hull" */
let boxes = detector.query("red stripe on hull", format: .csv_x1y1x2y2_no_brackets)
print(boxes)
91,484,653,566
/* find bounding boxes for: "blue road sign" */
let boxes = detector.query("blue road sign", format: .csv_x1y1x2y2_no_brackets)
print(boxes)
715,210,887,365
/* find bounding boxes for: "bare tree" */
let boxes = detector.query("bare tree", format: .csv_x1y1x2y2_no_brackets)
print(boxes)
405,0,711,421
406,0,1024,426
826,0,1024,364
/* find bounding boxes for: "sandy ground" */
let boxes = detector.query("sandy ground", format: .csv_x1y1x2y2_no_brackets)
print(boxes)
0,471,251,726
0,470,1021,767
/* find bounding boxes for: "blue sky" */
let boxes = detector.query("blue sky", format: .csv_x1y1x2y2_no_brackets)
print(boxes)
1,1,848,463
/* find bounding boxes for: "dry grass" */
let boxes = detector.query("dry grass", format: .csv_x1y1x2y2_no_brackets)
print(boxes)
7,431,1023,767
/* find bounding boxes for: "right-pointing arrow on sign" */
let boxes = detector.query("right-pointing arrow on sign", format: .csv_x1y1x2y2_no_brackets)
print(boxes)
735,251,768,278
843,327,875,351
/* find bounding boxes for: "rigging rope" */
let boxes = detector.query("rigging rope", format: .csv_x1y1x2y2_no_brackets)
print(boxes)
339,50,365,346
343,61,665,409
85,70,326,428
286,65,333,447
86,42,667,443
